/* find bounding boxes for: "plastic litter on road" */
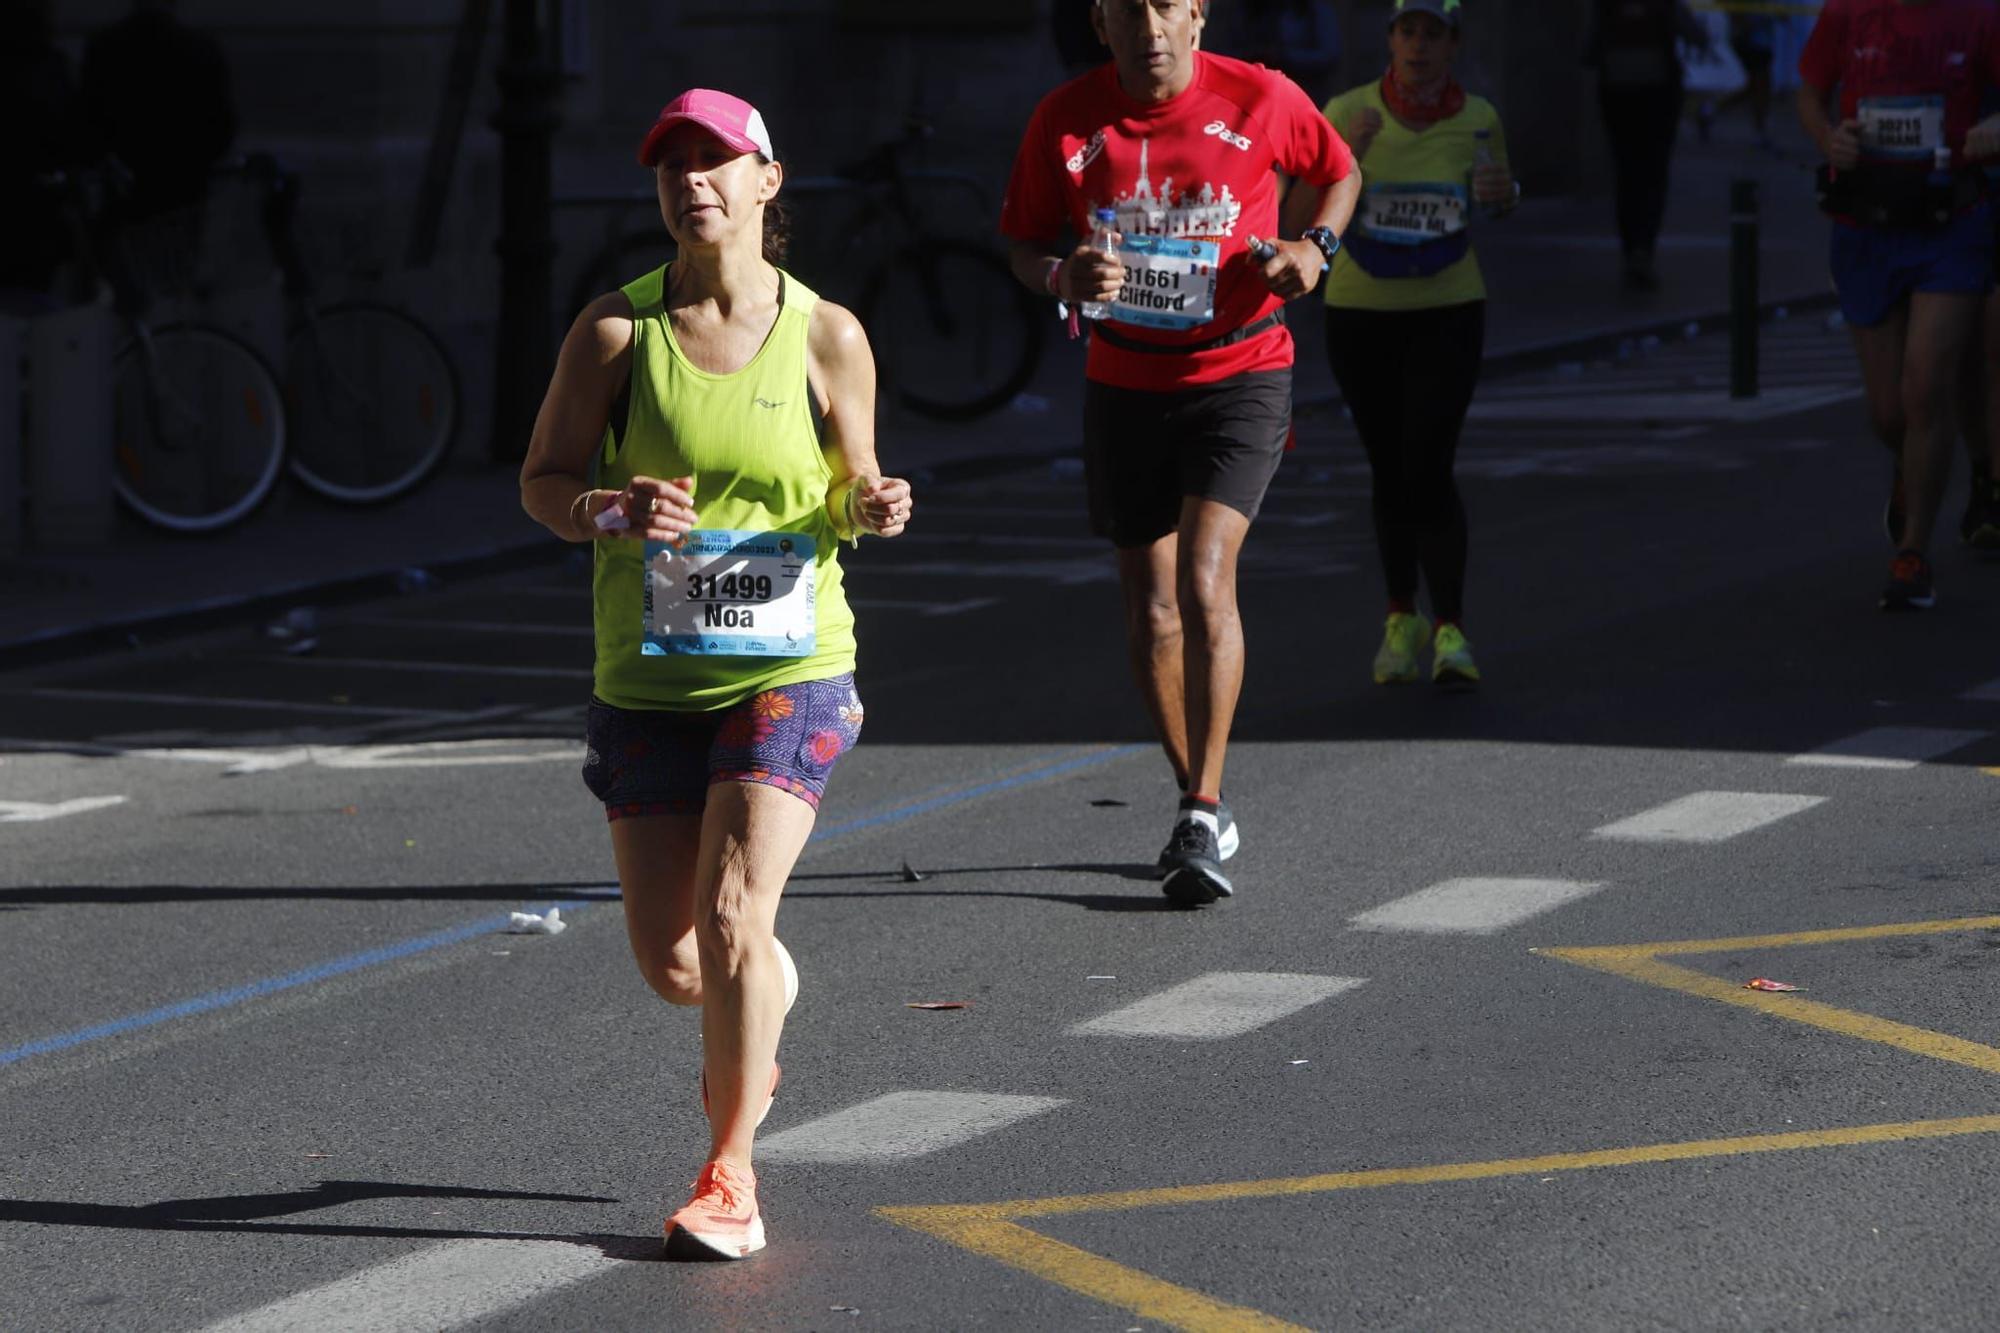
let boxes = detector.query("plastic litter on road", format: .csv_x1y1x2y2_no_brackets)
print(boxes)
508,908,566,935
1744,977,1801,992
906,1001,969,1010
899,860,926,883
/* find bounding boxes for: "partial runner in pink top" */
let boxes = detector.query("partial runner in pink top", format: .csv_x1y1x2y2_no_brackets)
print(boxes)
1002,51,1356,392
1798,0,2000,169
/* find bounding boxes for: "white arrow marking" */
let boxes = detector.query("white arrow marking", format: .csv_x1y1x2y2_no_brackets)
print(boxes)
0,795,128,823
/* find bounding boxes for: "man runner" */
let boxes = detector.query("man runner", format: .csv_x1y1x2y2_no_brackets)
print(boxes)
1002,0,1359,906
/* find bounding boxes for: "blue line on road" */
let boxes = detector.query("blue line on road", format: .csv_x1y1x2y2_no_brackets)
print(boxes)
810,743,1149,842
2,744,1150,1070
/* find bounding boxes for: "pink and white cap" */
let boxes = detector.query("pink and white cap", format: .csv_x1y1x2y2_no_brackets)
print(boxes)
637,89,775,167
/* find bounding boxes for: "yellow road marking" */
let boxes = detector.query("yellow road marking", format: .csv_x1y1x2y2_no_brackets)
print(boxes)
1544,916,2000,1077
1547,949,2000,1077
1983,767,2000,778
880,918,2000,1327
873,1212,1305,1333
1547,914,2000,960
879,1116,2000,1326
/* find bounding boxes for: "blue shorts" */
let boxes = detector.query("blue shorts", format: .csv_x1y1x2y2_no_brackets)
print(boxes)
1829,207,1995,329
581,674,862,820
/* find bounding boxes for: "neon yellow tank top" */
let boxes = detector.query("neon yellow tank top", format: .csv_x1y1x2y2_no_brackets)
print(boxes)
591,265,856,711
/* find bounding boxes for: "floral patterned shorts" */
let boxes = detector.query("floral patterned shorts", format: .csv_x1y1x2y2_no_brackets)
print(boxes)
582,674,862,820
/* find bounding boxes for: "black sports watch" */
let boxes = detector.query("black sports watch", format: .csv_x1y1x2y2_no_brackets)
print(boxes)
1301,225,1342,270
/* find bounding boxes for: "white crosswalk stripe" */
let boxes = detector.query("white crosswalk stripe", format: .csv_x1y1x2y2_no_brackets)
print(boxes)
1070,972,1365,1040
1350,878,1609,935
196,1239,623,1333
1787,727,1990,770
754,1091,1066,1164
1593,791,1827,844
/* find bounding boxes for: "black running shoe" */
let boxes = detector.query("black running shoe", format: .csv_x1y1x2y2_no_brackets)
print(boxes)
1159,818,1234,906
1156,800,1237,876
1880,548,1936,611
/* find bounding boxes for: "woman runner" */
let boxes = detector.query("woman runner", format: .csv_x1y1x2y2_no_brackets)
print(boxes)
519,88,912,1258
1319,0,1516,688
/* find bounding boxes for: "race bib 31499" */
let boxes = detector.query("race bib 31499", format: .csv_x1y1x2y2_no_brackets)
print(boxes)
642,529,816,657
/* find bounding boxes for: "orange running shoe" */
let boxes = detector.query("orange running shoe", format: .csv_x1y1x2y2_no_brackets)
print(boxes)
665,1159,765,1259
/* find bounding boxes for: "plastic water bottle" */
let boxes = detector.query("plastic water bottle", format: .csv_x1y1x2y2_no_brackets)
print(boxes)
1079,207,1118,322
1471,129,1501,219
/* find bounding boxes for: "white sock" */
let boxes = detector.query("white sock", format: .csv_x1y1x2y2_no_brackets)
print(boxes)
1183,808,1220,837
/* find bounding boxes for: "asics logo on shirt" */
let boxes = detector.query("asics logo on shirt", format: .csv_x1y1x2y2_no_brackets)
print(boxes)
1204,120,1253,151
1066,130,1107,175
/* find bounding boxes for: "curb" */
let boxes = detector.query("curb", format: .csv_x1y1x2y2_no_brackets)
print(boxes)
0,287,1844,670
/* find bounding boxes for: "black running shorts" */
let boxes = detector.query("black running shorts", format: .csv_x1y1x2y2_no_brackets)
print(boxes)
1081,368,1291,549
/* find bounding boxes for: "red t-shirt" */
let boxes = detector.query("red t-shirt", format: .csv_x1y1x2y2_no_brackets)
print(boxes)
1001,53,1355,392
1799,0,2000,168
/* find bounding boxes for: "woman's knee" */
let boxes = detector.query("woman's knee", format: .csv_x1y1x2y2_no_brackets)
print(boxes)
634,941,702,1005
695,884,771,971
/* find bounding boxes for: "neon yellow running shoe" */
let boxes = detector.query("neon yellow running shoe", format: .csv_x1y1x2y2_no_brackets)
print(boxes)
1431,623,1480,690
1372,612,1433,684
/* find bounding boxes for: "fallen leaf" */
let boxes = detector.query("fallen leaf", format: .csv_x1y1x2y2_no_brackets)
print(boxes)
404,839,416,849
1744,977,1802,992
906,1001,969,1010
340,805,359,816
900,859,926,883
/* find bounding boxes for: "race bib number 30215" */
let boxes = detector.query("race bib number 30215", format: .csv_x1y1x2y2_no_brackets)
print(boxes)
1358,183,1470,246
642,529,816,657
1859,95,1946,161
1112,235,1220,331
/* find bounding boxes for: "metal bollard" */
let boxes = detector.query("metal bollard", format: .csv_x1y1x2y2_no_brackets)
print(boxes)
1730,178,1759,400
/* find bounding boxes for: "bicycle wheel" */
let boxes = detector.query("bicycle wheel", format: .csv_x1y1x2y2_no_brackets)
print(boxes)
858,239,1043,422
111,323,286,534
286,303,460,504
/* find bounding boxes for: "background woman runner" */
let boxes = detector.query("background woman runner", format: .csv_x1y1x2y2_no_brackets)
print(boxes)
1798,0,2000,610
1320,0,1515,689
518,89,912,1259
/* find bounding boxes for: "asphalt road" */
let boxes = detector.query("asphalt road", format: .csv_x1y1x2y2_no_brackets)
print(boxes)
5,318,2000,1332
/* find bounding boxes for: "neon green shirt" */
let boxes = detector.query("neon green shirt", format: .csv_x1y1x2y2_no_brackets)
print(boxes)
1321,84,1508,312
591,266,857,711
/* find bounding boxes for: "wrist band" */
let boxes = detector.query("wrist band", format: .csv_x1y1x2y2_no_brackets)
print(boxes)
1043,257,1063,297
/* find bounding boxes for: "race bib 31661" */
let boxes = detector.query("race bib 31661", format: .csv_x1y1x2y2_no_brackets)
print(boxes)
1111,235,1221,331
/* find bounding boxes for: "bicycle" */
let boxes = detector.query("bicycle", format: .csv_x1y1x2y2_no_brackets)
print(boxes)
559,121,1043,422
45,168,287,534
245,154,462,505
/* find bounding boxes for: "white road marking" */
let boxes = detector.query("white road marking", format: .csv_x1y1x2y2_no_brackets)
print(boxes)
1786,727,1989,770
1069,972,1366,1040
316,739,581,769
1593,791,1827,844
1963,678,2000,703
277,655,593,681
344,616,591,638
1468,386,1859,424
27,687,463,720
0,795,127,823
846,597,1000,617
1349,877,1609,935
195,1238,623,1333
754,1091,1065,1164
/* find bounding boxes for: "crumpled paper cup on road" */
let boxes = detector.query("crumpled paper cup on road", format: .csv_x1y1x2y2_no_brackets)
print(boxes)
508,908,566,935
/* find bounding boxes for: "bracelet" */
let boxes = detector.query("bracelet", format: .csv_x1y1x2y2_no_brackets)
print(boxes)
570,489,597,538
1043,257,1063,298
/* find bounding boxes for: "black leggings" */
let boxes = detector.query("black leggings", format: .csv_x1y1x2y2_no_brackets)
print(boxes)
1322,301,1485,624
